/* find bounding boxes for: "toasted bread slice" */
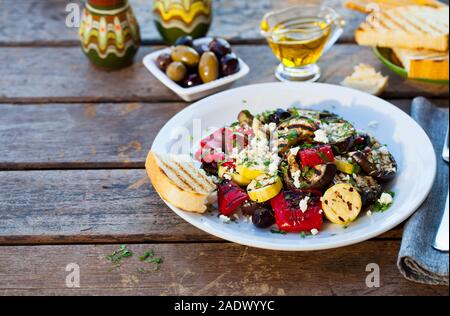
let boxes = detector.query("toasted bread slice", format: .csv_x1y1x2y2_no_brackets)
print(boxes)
355,5,449,51
145,151,216,213
341,64,389,96
344,0,445,14
393,47,449,80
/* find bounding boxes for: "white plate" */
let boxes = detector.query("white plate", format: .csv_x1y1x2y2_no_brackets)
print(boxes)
151,82,436,251
143,38,250,102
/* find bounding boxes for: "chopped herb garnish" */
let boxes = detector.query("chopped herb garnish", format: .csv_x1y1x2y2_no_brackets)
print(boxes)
139,249,164,271
287,130,299,141
271,229,287,235
264,160,271,167
352,164,361,174
317,151,330,162
106,244,133,268
255,181,263,189
300,232,307,239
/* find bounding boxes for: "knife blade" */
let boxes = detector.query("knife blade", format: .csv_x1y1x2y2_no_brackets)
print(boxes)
433,193,449,252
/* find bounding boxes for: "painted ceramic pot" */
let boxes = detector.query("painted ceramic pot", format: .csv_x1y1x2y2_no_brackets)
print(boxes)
153,0,212,44
79,0,141,70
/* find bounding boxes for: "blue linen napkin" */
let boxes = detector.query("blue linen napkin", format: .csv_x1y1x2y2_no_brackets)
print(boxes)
397,97,449,285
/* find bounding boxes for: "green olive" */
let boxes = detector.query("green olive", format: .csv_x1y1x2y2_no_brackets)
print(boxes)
166,62,187,82
171,45,200,67
199,52,219,83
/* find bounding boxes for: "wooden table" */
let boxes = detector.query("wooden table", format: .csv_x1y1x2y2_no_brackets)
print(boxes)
0,0,448,296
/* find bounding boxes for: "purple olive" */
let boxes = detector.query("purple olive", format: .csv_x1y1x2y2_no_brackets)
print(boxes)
252,208,276,228
156,53,173,71
181,73,203,88
208,38,232,57
220,53,240,76
194,43,210,56
175,35,194,48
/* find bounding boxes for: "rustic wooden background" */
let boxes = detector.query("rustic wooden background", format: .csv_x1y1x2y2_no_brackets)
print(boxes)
0,0,448,295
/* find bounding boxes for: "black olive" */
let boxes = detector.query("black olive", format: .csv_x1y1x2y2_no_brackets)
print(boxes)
220,53,240,76
208,38,232,57
175,35,194,48
201,162,218,176
156,53,173,71
194,43,210,56
354,134,372,150
268,108,291,124
181,73,203,88
239,201,259,216
276,108,291,120
252,208,276,228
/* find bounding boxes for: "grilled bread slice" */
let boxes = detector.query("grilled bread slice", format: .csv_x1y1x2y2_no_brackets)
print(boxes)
145,151,216,213
393,47,449,80
344,0,445,14
341,64,389,96
355,5,449,51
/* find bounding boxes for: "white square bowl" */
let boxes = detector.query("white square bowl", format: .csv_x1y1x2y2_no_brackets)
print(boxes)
143,38,250,102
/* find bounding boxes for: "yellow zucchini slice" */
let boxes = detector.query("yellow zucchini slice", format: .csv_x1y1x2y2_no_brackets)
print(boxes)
247,175,283,203
334,159,356,175
322,183,362,225
236,164,265,181
218,165,252,186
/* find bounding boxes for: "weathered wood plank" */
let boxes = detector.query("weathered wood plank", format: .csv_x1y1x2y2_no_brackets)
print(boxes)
0,102,187,169
0,0,364,46
0,169,405,245
0,242,447,295
0,45,447,104
2,99,447,170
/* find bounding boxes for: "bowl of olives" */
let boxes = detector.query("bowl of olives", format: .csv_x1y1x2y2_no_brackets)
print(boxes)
143,36,250,102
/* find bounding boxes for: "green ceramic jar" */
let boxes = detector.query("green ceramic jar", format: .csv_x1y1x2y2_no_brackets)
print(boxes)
153,0,212,45
79,0,141,70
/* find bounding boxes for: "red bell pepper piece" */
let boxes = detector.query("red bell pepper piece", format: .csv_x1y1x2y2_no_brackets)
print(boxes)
196,127,254,164
218,180,249,216
299,145,334,168
271,191,323,233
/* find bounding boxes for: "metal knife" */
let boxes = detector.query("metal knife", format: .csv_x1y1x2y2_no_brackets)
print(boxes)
433,127,449,252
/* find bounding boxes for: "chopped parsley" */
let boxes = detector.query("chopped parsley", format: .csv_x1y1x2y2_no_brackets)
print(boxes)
106,244,133,268
270,229,287,235
140,249,164,271
317,151,331,162
286,130,299,141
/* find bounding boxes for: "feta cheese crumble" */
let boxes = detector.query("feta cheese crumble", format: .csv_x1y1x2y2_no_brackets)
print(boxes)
292,170,302,189
366,210,372,216
219,215,231,223
290,146,300,156
378,192,393,205
310,228,319,236
313,129,329,143
299,196,310,213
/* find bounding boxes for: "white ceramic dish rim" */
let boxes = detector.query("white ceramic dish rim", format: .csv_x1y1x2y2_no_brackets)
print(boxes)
143,38,250,97
151,82,437,251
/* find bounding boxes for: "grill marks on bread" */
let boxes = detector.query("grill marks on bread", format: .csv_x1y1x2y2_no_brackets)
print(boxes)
155,153,215,195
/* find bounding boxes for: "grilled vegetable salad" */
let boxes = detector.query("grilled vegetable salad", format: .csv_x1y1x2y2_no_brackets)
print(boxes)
196,108,397,236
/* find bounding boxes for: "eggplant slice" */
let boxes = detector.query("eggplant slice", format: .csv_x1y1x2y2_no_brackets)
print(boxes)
304,164,337,190
276,117,318,154
282,150,337,190
351,146,397,181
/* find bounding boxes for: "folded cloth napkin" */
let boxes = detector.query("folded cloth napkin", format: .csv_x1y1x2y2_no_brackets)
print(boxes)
397,97,449,285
